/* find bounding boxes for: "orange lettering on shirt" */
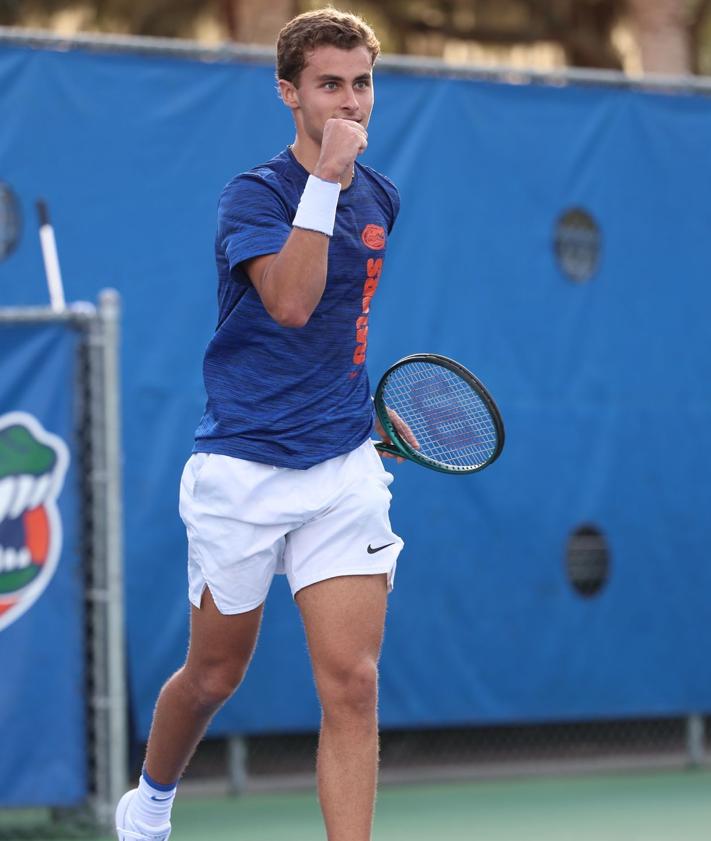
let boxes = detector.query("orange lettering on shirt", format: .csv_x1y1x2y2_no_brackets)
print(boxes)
352,257,383,367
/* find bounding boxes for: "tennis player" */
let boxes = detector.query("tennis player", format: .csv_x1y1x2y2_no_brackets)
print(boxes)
117,8,411,841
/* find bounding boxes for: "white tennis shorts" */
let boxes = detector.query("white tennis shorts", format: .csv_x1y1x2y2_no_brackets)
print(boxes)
178,439,403,614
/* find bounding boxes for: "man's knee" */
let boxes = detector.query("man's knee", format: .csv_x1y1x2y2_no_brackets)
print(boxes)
319,658,379,718
183,661,246,712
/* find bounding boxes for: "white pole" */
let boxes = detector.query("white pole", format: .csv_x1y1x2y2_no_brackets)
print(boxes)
36,200,66,312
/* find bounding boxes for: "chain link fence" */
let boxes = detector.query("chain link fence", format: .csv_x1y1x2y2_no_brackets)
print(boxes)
126,714,709,798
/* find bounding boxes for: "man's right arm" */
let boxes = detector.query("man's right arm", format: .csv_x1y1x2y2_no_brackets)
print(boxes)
242,118,367,328
243,228,329,329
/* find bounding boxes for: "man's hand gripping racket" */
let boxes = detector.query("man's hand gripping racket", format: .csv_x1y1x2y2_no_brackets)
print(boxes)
374,354,505,474
375,407,419,464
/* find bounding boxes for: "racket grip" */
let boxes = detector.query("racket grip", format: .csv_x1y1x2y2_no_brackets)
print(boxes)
374,441,402,457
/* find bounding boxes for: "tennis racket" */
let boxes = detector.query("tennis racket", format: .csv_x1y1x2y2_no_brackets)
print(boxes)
374,354,504,474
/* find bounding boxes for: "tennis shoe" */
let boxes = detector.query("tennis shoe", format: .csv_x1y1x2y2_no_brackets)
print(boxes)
115,789,172,841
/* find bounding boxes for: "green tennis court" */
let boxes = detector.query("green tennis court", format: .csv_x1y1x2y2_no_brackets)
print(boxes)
24,768,711,841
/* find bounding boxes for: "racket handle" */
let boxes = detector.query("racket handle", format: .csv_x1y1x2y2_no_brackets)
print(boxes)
374,441,402,457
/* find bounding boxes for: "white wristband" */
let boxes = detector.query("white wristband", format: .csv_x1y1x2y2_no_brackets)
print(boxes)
292,174,341,237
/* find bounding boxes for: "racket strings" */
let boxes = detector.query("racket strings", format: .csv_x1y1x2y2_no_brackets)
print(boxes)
381,362,498,469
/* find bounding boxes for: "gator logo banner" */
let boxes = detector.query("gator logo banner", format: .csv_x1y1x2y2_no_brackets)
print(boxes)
0,412,70,632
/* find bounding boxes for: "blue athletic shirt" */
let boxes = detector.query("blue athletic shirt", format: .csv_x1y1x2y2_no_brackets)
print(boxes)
193,147,400,469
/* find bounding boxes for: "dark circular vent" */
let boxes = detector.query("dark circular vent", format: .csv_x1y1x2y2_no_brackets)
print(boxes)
554,207,601,283
565,524,609,597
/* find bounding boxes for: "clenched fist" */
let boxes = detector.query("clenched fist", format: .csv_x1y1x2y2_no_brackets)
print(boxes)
314,118,368,183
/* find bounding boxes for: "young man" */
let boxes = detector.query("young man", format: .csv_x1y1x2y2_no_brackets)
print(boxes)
116,8,412,841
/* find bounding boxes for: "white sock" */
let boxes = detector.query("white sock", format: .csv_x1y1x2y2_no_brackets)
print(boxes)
128,768,177,829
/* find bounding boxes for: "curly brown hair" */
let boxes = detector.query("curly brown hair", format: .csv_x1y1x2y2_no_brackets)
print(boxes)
277,7,381,86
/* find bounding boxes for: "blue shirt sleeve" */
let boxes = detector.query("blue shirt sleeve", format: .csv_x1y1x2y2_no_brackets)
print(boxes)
217,171,293,271
388,184,400,233
360,166,400,233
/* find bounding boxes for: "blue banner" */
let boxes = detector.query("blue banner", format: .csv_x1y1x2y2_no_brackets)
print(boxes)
1,42,710,738
0,323,86,805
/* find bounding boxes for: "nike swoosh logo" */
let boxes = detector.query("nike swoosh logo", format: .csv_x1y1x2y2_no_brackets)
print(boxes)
150,795,173,802
367,542,395,554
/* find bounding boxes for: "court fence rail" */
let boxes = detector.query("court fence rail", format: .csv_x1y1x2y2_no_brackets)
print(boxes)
1,24,711,95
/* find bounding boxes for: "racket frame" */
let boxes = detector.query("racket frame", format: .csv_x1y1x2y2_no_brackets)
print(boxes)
373,353,505,474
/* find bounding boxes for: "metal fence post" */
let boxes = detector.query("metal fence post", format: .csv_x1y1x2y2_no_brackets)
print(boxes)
101,289,129,822
686,714,705,768
87,289,128,830
228,736,248,795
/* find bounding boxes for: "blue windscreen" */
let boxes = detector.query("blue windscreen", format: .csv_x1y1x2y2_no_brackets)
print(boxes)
1,43,710,737
0,324,86,805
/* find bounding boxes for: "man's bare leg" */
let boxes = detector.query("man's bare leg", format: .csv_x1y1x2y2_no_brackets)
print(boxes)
144,588,263,783
296,574,388,841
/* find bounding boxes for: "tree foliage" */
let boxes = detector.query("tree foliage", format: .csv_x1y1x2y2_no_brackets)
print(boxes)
1,0,710,75
364,0,624,68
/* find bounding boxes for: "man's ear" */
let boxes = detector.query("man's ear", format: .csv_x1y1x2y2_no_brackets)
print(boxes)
278,79,299,110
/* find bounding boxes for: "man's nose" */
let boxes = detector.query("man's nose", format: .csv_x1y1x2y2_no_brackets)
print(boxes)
341,87,359,111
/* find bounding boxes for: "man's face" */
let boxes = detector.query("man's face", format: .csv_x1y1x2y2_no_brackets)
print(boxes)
281,45,375,145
